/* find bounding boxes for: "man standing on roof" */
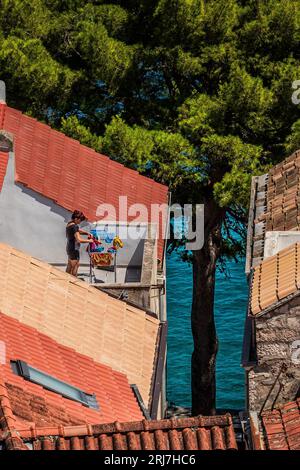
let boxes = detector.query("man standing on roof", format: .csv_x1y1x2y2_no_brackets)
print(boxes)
66,210,93,277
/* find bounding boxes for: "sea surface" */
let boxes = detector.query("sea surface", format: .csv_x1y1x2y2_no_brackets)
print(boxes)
166,252,248,410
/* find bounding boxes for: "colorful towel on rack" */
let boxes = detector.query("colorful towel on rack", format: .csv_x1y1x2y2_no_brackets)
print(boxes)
90,252,113,267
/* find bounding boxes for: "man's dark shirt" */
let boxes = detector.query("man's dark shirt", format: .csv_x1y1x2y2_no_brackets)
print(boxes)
66,222,80,254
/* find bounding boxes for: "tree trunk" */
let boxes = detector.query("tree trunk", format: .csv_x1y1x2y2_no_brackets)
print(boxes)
191,201,224,416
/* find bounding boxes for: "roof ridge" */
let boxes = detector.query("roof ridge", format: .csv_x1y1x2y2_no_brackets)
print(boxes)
12,414,234,440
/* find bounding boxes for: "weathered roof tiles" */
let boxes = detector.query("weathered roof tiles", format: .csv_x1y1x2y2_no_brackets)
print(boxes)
262,399,300,450
0,414,238,451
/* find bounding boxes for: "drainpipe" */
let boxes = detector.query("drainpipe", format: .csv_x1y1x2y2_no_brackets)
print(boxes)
159,191,171,417
159,275,167,418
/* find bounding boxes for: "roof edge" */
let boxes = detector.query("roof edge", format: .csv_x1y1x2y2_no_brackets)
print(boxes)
249,411,265,450
8,414,235,441
245,176,259,275
2,103,168,192
150,321,167,419
249,280,300,318
97,285,159,320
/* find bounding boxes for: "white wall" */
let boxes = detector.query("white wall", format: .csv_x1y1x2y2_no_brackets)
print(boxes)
0,153,71,263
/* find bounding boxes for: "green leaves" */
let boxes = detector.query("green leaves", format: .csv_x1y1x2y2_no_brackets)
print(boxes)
285,120,300,155
239,0,299,61
0,0,52,39
178,94,221,142
0,36,79,114
217,65,274,141
101,116,198,189
202,134,263,207
101,116,154,169
68,19,135,94
60,115,103,151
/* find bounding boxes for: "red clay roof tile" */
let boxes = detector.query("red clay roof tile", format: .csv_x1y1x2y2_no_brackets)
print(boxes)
262,399,300,450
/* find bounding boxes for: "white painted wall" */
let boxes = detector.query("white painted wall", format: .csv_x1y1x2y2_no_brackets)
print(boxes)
0,153,72,263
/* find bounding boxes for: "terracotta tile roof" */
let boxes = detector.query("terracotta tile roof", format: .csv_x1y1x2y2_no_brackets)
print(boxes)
261,399,300,450
0,151,8,192
249,243,300,315
246,150,300,272
0,414,238,450
0,310,143,440
0,243,161,408
0,374,28,450
0,103,168,260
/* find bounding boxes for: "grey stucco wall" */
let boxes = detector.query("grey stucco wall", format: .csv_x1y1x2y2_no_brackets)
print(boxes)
0,154,148,283
248,297,300,411
0,153,72,263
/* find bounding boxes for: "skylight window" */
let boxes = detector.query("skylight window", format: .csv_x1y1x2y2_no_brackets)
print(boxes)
11,360,99,410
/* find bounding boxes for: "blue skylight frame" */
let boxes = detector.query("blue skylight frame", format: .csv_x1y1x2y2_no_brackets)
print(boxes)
11,360,99,410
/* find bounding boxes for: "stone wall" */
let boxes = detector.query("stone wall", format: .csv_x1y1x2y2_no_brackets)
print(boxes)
248,297,300,411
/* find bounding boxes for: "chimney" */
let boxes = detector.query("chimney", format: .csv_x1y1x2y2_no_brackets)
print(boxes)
0,81,6,104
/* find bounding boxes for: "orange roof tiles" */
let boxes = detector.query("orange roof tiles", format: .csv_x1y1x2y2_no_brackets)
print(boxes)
0,311,143,435
0,414,238,451
0,103,168,260
0,243,161,408
262,399,300,450
249,243,300,315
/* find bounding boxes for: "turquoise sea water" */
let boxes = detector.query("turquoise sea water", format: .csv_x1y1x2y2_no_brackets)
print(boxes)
166,252,248,410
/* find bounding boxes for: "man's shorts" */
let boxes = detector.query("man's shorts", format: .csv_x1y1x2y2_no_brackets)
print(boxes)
67,250,80,261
